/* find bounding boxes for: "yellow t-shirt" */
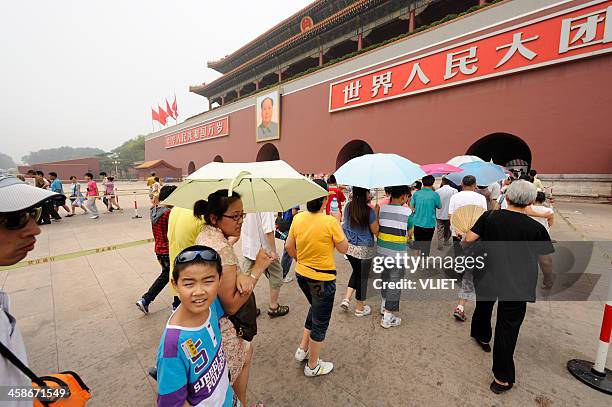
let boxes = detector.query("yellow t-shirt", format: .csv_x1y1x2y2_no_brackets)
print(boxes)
289,211,346,281
533,177,544,191
146,176,156,188
167,207,205,293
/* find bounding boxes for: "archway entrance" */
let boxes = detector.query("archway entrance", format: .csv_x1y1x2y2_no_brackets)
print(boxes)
336,140,374,169
466,133,531,172
187,161,196,175
256,143,280,161
213,155,224,163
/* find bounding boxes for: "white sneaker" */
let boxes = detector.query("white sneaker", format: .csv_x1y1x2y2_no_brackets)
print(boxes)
304,359,334,377
283,275,293,283
294,347,309,362
355,305,371,317
339,299,349,312
90,215,99,219
381,315,402,329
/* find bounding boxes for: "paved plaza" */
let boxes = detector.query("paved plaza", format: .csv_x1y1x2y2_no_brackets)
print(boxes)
2,184,611,406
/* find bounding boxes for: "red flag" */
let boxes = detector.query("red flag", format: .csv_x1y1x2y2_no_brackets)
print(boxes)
158,105,168,126
172,95,178,118
151,107,160,123
166,99,175,120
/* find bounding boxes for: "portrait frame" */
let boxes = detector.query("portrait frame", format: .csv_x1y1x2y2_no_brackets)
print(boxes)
255,89,281,142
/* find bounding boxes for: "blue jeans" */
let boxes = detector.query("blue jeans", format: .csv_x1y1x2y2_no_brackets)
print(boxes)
297,275,336,342
281,248,293,278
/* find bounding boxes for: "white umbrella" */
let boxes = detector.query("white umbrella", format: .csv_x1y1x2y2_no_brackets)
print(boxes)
446,155,484,167
163,160,327,213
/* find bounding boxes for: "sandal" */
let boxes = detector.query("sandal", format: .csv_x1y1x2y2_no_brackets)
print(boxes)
268,304,289,318
490,380,513,394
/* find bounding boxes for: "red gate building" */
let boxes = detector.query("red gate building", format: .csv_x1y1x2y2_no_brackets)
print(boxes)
145,0,612,198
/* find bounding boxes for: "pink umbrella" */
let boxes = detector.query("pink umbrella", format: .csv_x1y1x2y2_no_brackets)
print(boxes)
420,163,463,175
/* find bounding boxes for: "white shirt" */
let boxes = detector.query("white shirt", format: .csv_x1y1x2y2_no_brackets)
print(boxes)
529,205,553,232
241,212,275,260
435,185,457,220
1,291,33,407
448,191,488,236
488,181,501,200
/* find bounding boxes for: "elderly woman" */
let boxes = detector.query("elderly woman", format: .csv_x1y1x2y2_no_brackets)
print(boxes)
285,179,348,377
194,189,273,406
465,180,554,394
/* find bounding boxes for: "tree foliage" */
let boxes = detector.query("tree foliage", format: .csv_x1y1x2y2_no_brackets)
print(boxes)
22,146,105,165
97,135,145,177
0,152,16,169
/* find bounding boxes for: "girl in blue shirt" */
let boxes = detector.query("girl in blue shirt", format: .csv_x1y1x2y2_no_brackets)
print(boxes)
339,187,379,317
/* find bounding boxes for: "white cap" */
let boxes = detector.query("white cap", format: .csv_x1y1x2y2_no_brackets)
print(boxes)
0,175,58,213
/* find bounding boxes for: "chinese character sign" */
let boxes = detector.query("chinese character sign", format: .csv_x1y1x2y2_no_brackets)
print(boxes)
165,117,229,149
329,1,612,112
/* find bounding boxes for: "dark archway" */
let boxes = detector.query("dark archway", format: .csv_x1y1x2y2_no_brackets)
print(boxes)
187,161,196,175
466,133,531,171
213,155,224,163
336,140,374,169
256,143,280,162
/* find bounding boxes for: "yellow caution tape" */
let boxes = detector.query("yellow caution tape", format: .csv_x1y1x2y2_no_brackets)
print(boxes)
0,238,155,271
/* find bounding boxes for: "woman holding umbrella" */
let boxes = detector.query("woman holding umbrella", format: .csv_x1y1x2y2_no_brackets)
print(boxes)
286,179,349,377
194,189,274,406
339,186,379,317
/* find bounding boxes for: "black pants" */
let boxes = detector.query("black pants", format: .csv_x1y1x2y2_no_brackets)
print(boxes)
142,254,170,304
470,300,527,384
38,200,60,224
346,255,372,301
413,226,435,257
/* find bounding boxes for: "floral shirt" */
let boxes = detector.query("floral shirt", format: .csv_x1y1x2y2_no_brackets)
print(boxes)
194,225,247,385
195,225,239,268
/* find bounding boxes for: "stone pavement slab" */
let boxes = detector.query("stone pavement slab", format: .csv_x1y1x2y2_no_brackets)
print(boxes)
3,197,611,406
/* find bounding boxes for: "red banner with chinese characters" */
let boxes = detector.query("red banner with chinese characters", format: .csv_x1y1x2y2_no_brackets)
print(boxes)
329,1,612,112
165,116,229,149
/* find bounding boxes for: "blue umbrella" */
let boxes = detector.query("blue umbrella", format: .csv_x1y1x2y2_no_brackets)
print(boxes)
446,161,507,186
334,153,426,189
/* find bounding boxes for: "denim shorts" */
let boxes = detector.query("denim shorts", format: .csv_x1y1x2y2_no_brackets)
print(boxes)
296,274,336,342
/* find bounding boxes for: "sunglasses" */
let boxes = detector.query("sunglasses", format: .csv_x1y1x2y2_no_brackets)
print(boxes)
221,212,246,222
0,208,42,230
175,248,221,266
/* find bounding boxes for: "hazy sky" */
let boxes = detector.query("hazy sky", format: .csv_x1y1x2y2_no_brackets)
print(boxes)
0,0,311,163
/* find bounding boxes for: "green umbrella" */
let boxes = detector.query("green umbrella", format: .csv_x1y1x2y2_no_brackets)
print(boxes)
162,160,328,213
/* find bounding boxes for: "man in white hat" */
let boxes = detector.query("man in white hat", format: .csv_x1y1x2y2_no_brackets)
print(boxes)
0,175,57,405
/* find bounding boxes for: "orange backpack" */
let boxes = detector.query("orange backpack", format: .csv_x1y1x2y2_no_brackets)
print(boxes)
0,341,91,406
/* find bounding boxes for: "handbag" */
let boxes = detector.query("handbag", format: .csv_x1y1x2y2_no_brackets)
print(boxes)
227,292,258,342
0,340,91,406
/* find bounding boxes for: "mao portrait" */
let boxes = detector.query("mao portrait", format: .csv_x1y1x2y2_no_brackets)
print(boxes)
256,90,280,142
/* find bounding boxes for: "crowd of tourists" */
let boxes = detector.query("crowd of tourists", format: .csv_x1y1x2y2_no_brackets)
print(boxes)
20,170,121,223
0,165,556,407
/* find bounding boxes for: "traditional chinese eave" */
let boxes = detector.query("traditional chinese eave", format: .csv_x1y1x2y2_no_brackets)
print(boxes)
194,0,386,98
207,0,327,74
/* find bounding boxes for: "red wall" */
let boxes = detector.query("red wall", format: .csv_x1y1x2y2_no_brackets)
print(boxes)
18,157,100,181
